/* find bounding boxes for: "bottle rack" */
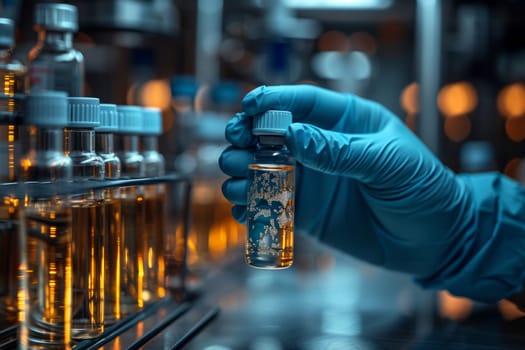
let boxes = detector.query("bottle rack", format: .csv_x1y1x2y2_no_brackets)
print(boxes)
0,173,222,349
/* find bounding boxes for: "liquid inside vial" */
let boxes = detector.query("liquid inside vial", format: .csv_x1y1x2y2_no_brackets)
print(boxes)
143,187,166,302
70,195,105,339
102,193,121,324
25,202,72,348
0,196,19,328
120,188,145,314
246,164,294,269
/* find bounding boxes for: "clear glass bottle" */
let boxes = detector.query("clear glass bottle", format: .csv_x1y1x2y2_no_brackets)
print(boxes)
27,3,84,96
140,107,166,301
0,17,26,331
95,103,122,325
65,97,105,339
115,105,145,314
0,17,25,182
18,91,74,349
246,110,295,269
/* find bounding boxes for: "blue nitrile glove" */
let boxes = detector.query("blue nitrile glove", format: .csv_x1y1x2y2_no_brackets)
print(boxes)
219,84,525,303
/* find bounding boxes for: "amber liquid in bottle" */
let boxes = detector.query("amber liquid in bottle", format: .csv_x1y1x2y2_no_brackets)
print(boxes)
142,130,166,303
19,121,73,349
70,195,105,339
101,193,121,323
24,202,73,349
143,187,166,300
0,196,19,328
0,37,26,327
96,125,122,324
65,125,105,340
120,188,145,314
117,127,146,314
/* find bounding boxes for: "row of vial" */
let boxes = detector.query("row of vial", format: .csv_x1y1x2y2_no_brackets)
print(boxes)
3,93,170,349
0,4,173,349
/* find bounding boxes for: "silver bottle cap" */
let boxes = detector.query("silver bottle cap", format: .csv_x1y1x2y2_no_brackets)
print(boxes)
34,3,78,32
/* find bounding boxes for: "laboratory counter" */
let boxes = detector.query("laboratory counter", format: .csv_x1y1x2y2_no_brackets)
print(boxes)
76,234,525,350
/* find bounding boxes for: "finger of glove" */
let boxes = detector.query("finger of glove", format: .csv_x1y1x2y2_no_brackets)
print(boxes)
232,205,246,224
225,112,256,148
242,85,348,130
285,122,384,183
222,178,248,205
219,146,254,178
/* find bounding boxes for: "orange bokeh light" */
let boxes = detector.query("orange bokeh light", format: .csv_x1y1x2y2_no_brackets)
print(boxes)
318,30,351,52
505,117,525,142
140,79,172,111
503,158,522,179
437,82,478,118
497,83,525,119
349,31,377,55
444,115,471,142
400,82,419,115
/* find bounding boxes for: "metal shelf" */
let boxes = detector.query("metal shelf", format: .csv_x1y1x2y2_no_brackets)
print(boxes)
0,172,208,349
0,173,192,198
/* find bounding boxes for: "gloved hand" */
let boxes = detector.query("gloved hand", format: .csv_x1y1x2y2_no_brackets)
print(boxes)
219,84,525,303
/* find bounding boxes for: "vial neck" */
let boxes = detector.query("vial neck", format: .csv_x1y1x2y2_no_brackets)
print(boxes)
95,132,115,154
142,135,159,152
38,30,74,51
31,127,64,152
65,128,95,154
119,134,140,153
258,135,285,146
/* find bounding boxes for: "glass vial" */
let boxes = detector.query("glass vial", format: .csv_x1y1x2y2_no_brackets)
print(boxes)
115,105,145,314
65,97,105,339
27,3,84,96
0,17,25,182
19,91,73,349
246,110,295,269
0,17,25,330
95,104,122,325
140,107,166,301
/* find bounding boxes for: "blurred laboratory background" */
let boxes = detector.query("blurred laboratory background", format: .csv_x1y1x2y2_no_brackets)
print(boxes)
7,0,525,174
2,0,525,348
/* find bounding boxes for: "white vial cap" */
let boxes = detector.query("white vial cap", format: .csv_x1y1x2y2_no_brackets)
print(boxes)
116,105,142,134
34,3,78,32
97,103,118,132
252,110,292,136
67,97,100,128
0,18,14,48
141,107,162,135
25,91,69,128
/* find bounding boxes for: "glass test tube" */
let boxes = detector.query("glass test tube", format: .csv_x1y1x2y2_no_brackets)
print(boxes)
115,105,146,314
95,103,122,324
140,107,166,301
65,97,105,339
0,17,26,330
19,91,73,349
